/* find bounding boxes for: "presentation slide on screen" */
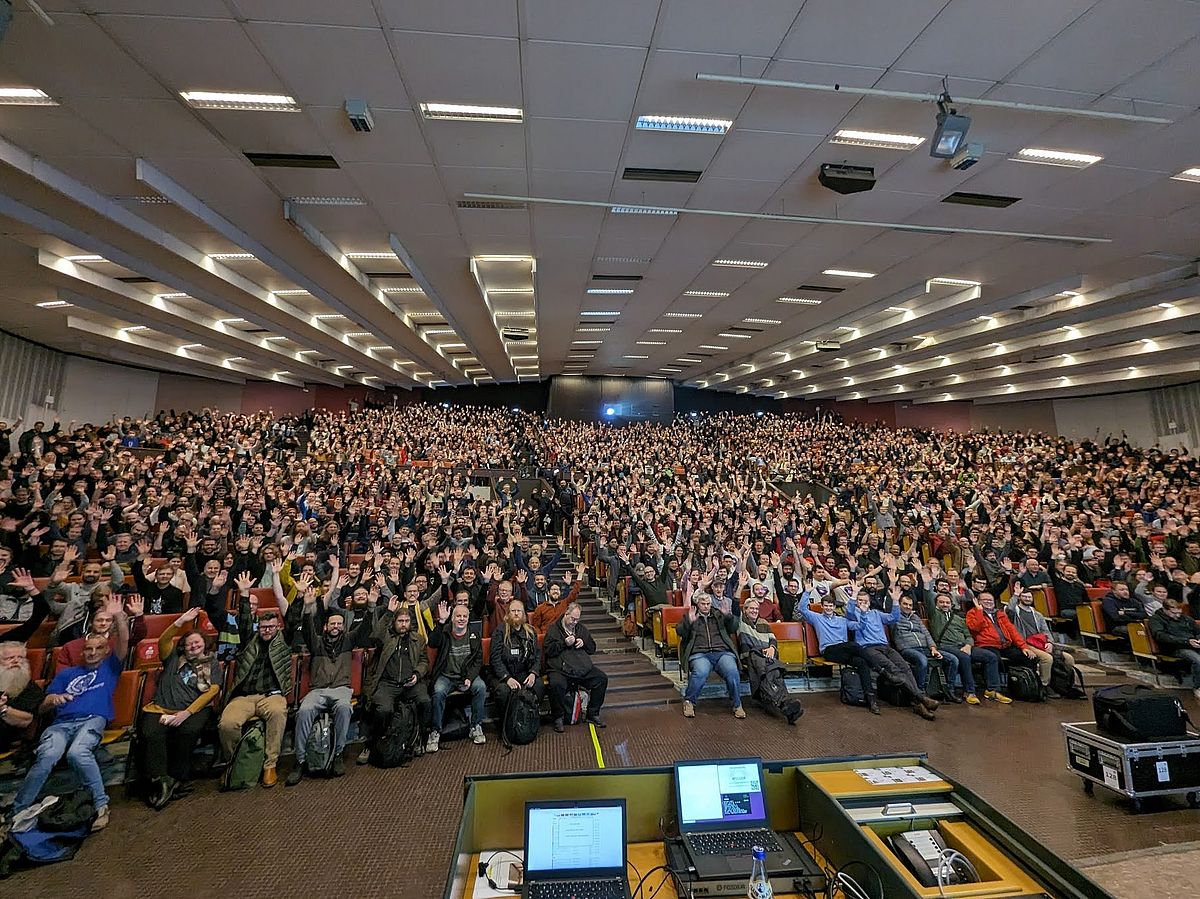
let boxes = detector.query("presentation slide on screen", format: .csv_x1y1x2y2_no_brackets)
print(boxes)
526,807,623,872
678,763,766,826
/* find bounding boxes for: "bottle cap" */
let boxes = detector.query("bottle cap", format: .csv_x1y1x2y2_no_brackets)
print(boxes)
752,846,766,860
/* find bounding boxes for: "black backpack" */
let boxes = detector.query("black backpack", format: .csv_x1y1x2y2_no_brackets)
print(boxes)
1049,656,1087,699
372,702,421,769
304,712,336,774
839,667,868,707
502,689,541,749
1006,665,1045,702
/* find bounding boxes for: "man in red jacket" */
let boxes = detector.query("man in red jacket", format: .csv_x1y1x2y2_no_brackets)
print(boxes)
965,592,1036,700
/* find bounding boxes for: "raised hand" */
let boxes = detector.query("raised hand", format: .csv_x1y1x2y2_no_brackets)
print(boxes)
234,570,254,593
125,594,145,617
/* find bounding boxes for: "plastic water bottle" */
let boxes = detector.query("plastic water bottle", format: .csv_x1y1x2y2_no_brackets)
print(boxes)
747,845,773,898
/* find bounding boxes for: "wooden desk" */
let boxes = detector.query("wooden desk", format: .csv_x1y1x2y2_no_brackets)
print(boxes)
805,768,953,799
462,839,829,899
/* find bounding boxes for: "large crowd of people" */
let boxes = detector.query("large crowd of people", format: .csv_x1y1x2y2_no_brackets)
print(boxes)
1,401,1198,835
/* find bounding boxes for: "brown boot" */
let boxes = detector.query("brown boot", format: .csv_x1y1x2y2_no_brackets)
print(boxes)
261,766,278,788
912,701,936,721
920,695,941,712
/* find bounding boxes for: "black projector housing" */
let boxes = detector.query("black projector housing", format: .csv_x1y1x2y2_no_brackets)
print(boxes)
819,163,876,195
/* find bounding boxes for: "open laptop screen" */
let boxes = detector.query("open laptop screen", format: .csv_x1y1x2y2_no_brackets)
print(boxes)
524,799,627,880
675,758,769,832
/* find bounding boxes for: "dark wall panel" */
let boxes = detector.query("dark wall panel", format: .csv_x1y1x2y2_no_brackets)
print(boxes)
549,376,673,422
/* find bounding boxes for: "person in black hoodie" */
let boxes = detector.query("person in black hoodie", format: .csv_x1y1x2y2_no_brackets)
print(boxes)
133,540,186,615
489,598,545,715
544,603,608,732
426,600,486,752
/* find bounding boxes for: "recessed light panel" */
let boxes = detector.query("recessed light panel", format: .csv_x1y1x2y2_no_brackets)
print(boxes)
420,102,523,123
1014,147,1102,168
181,91,300,112
635,114,732,134
831,129,924,151
0,87,57,106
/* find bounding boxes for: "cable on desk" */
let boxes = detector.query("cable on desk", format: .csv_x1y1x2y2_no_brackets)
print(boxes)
831,859,884,899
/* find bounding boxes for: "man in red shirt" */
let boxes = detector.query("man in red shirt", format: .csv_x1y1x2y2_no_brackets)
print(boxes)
965,592,1038,700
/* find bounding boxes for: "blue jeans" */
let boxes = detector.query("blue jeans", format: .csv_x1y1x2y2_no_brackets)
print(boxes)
940,648,976,693
14,715,108,812
1178,648,1200,686
685,651,742,707
295,686,354,758
430,675,487,731
900,648,959,693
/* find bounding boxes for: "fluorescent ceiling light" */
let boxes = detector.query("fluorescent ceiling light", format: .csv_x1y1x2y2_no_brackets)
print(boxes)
406,312,443,318
37,300,71,308
699,344,728,350
743,318,781,325
180,344,203,350
286,196,365,206
156,293,187,300
121,325,148,333
831,129,924,151
712,258,768,268
263,335,287,342
487,288,534,294
586,289,633,295
224,357,247,364
271,289,310,296
822,268,875,278
424,328,457,335
1170,167,1200,184
474,255,533,262
1014,147,1102,168
219,317,247,325
595,256,651,264
926,277,981,288
64,255,104,262
298,349,320,356
611,205,677,215
440,342,467,349
209,252,255,260
666,312,705,318
684,291,728,298
369,346,389,352
495,311,536,317
659,368,683,373
636,340,666,346
635,115,732,134
718,332,753,339
0,87,57,106
577,328,610,333
648,329,682,334
623,354,649,359
345,252,396,260
420,102,523,123
344,331,372,338
313,313,345,320
677,357,703,363
511,355,538,360
777,297,823,306
573,340,604,344
382,287,425,294
181,91,300,112
581,311,620,316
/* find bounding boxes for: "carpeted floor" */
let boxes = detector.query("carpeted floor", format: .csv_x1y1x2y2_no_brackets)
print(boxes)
5,686,1198,898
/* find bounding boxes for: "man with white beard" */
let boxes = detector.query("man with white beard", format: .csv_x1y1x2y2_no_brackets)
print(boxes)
0,641,44,752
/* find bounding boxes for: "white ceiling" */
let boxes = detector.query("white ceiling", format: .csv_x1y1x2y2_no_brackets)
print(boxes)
0,0,1198,400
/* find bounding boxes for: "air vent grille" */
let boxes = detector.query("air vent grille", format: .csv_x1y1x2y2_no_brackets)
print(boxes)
622,167,702,183
245,152,339,169
942,191,1020,208
456,200,528,210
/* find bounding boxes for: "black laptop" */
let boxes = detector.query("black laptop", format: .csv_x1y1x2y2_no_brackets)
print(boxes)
522,798,632,899
674,757,810,879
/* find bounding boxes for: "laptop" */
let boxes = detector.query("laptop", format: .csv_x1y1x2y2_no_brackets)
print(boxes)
522,798,632,899
674,757,809,879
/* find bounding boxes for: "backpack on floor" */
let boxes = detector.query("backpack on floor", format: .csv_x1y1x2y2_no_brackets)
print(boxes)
304,712,335,774
373,702,421,769
1050,656,1087,699
751,654,804,724
440,704,473,741
876,677,910,707
839,668,868,707
567,689,589,725
925,660,947,701
502,689,541,748
222,720,266,791
1006,665,1046,702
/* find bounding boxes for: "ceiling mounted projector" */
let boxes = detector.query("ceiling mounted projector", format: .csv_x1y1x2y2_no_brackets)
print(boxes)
950,142,983,170
819,163,875,195
344,99,374,132
930,92,971,158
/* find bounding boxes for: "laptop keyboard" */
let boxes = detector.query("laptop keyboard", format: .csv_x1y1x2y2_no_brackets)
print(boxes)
687,829,782,855
526,878,626,899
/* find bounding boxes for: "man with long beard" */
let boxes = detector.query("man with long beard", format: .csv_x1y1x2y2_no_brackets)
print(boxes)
0,641,44,752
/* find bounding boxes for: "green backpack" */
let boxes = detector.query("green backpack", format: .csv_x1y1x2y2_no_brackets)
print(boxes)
222,720,267,791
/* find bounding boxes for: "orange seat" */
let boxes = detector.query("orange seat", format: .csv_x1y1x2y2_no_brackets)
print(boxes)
767,621,807,668
1085,586,1109,602
1030,586,1060,619
1078,599,1124,660
140,611,218,639
25,647,47,680
102,670,146,744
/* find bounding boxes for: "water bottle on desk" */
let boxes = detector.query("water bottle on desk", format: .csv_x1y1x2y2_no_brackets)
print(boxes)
747,845,773,898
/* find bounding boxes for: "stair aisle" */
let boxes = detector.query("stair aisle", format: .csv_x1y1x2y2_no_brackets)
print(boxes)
541,539,679,711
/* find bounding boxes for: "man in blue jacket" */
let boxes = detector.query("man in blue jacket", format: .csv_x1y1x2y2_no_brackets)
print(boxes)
8,595,129,832
846,590,938,720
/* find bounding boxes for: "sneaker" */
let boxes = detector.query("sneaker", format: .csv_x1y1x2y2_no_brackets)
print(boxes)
733,706,746,719
470,725,486,745
553,718,565,733
984,690,1013,705
682,701,695,718
91,805,110,832
11,796,59,833
868,699,881,715
585,715,606,729
426,731,441,753
965,693,982,706
356,747,371,766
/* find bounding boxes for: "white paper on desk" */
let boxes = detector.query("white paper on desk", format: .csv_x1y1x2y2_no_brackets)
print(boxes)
474,850,525,899
853,766,940,786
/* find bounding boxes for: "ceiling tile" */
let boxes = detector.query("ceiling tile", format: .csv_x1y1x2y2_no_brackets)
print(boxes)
524,40,647,120
528,118,629,172
657,0,805,56
381,0,519,37
232,0,381,26
778,0,948,67
390,32,521,106
521,0,661,46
